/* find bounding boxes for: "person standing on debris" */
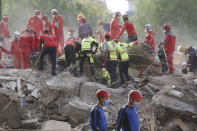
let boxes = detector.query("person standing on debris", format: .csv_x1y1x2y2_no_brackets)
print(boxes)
51,9,64,54
117,41,134,86
42,15,53,34
110,12,122,39
80,36,98,81
117,14,137,42
0,39,11,68
116,90,142,131
104,33,118,88
90,89,110,131
27,10,43,35
97,20,110,33
39,28,58,76
78,17,92,40
0,16,10,45
159,24,176,74
144,24,155,51
11,31,22,69
66,29,77,42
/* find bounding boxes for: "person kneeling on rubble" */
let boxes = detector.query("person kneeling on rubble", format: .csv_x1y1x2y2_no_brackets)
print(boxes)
90,89,110,131
116,90,142,131
178,46,197,74
39,28,57,76
64,40,81,76
80,36,99,81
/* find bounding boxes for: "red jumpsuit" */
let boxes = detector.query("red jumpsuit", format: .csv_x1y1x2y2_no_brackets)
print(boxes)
110,18,122,39
119,21,136,36
19,32,36,68
0,20,10,38
145,31,155,50
43,21,53,35
27,16,43,35
52,15,64,54
0,46,11,68
11,40,22,69
164,32,176,73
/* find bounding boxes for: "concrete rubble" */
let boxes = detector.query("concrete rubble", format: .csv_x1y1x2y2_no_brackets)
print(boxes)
0,69,196,130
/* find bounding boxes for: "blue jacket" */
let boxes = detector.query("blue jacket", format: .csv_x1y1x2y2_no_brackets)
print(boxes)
116,105,140,131
90,106,107,131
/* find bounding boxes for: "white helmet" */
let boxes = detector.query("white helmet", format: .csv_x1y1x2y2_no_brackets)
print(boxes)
145,24,152,29
51,9,58,14
14,31,20,36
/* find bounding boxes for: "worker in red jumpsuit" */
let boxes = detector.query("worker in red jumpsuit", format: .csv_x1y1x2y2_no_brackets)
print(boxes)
51,9,64,54
118,14,137,42
27,10,43,35
11,31,22,69
160,24,176,74
0,16,10,45
39,28,57,76
110,12,122,39
0,39,11,68
19,28,37,69
42,15,53,34
144,24,155,51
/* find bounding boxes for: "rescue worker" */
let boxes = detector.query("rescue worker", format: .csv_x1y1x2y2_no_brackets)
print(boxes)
116,90,143,131
39,28,57,76
110,12,122,39
42,15,52,34
0,16,10,45
116,41,133,86
78,17,92,40
11,31,22,69
160,24,176,74
0,39,11,68
97,20,110,32
64,40,81,76
19,28,37,69
101,68,111,86
180,46,197,74
96,30,105,43
90,89,110,131
51,9,64,54
27,10,43,35
80,37,98,81
104,33,118,88
144,24,155,51
66,29,77,42
118,14,137,42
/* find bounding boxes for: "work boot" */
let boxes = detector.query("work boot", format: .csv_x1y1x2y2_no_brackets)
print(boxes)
52,71,57,76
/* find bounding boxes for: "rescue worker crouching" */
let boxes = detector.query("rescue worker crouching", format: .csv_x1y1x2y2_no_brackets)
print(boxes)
80,36,99,81
90,89,110,131
39,28,57,76
104,32,118,88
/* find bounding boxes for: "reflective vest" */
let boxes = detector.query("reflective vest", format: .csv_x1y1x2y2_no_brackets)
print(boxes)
107,41,118,60
81,37,97,51
117,42,129,61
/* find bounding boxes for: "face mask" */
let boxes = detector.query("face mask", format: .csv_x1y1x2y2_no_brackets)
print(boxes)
102,100,110,106
134,102,140,108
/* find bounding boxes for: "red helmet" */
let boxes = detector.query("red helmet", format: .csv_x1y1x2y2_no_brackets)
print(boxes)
42,15,48,21
35,10,41,15
2,16,8,21
113,39,120,43
163,24,171,30
96,89,110,98
128,90,142,102
104,32,111,38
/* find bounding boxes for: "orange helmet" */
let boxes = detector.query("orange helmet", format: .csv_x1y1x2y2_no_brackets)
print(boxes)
96,89,110,98
66,40,76,46
128,90,142,102
35,10,41,15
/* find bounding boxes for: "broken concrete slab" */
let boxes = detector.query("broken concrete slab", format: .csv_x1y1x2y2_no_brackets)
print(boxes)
0,88,23,128
58,97,91,127
41,120,71,131
152,95,197,115
168,90,184,98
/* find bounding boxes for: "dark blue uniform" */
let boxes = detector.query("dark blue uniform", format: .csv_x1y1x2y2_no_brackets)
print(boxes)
186,47,197,73
90,106,107,131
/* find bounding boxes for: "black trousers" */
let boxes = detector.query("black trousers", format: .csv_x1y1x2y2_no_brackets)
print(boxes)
106,60,118,83
158,49,168,72
79,51,95,77
119,60,130,84
39,47,57,72
64,45,76,67
127,34,137,42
